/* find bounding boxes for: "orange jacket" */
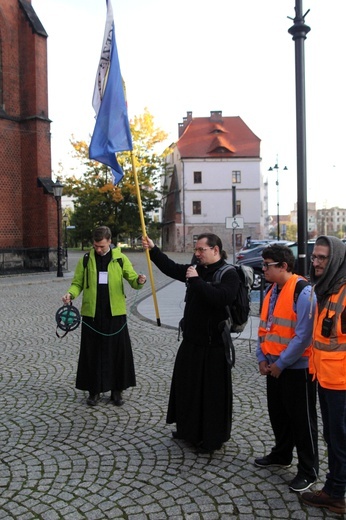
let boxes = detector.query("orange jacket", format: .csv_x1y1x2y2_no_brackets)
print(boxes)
310,284,346,390
259,274,311,357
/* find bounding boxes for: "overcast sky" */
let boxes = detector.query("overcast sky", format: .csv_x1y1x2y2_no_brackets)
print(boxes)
32,0,345,215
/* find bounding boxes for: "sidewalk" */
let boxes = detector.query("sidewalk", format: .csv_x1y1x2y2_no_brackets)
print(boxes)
0,251,328,519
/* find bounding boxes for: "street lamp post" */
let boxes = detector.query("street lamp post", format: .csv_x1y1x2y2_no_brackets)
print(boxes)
52,180,64,278
268,162,288,241
288,0,310,276
62,212,69,271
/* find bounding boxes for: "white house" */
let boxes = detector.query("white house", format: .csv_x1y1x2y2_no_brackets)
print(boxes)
161,111,265,252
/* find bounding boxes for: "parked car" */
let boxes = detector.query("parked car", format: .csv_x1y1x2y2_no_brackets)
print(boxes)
236,240,291,262
237,241,315,290
239,239,273,252
236,244,270,263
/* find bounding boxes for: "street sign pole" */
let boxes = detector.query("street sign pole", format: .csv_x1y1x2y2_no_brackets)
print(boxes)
226,216,244,263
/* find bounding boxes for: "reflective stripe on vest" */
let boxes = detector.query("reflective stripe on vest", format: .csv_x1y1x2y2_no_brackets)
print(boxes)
313,284,346,352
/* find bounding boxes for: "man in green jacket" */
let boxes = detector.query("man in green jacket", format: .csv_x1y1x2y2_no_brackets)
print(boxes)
62,226,146,406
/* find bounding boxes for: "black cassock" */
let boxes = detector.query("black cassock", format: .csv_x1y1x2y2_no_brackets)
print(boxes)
76,250,136,395
149,246,239,452
166,337,233,451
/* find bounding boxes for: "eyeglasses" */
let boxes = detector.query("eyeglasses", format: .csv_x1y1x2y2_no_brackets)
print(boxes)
311,254,329,263
193,247,214,253
262,261,280,269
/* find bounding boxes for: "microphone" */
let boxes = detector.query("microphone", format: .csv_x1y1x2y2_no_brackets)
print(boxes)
186,263,198,287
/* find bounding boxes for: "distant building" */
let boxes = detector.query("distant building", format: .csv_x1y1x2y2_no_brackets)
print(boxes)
316,207,346,236
290,203,346,239
268,214,291,240
0,0,57,273
161,111,263,252
290,202,317,239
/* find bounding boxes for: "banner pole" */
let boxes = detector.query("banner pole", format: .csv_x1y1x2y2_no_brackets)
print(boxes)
131,151,161,326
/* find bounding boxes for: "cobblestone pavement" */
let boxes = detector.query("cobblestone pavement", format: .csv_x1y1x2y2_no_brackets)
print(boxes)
0,251,337,519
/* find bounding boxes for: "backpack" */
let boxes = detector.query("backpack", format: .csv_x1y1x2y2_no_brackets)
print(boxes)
213,263,254,333
294,279,309,304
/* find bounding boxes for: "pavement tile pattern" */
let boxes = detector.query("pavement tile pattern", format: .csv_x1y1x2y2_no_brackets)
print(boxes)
0,251,334,519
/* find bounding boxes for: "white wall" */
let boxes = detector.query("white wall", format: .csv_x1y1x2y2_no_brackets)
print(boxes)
182,158,262,226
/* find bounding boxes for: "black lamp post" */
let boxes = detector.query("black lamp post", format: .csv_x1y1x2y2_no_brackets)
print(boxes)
52,180,64,278
62,212,69,271
288,0,310,276
268,162,288,241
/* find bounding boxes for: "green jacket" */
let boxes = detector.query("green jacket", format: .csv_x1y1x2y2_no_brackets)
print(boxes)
67,247,144,317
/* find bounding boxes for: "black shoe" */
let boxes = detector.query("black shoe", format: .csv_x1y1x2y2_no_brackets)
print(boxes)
289,475,316,492
196,443,222,454
111,390,124,406
172,431,183,439
197,446,214,454
254,455,292,468
86,393,100,406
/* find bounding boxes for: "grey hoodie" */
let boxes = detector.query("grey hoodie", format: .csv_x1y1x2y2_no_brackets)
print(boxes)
309,235,346,305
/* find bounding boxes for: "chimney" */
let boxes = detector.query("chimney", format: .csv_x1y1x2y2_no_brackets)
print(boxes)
178,111,193,138
210,111,223,122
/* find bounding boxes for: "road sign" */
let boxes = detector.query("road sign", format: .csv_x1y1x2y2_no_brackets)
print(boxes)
225,216,244,230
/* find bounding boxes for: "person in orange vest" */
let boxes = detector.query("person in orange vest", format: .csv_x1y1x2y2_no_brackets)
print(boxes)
254,243,318,493
301,236,346,515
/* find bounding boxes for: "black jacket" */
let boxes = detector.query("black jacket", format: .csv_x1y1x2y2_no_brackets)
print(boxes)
149,246,240,346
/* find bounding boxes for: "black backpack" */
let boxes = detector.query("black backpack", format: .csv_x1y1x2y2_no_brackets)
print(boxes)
213,263,254,333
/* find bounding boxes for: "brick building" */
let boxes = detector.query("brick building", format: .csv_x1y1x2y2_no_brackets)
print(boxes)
0,0,57,272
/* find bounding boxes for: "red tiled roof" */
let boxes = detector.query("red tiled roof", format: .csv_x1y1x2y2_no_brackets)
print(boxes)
177,115,260,158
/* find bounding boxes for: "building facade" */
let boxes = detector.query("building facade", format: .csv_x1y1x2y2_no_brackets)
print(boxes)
0,0,57,272
161,111,264,253
316,207,346,237
290,203,346,239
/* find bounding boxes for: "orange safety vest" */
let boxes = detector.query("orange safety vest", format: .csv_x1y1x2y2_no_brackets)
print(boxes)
258,274,311,357
310,284,346,390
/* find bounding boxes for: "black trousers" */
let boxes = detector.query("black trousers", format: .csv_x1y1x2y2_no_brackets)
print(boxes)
266,368,319,480
318,385,346,498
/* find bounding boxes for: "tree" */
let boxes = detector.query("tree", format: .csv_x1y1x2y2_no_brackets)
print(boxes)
62,108,168,247
285,224,298,241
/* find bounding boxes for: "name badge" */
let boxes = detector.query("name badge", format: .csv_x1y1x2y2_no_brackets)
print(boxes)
99,271,108,284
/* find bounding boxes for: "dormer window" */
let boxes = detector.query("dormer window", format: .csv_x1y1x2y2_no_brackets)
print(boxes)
213,147,228,153
208,135,236,154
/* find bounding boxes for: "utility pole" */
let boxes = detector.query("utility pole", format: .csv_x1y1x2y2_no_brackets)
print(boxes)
232,186,236,264
288,0,311,276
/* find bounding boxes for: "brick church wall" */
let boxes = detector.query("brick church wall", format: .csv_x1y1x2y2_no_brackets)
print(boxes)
0,0,57,271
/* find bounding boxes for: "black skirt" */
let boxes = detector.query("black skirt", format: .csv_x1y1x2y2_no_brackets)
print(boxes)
166,339,233,450
76,314,136,394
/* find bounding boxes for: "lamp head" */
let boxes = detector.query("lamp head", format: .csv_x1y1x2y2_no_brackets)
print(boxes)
52,179,64,199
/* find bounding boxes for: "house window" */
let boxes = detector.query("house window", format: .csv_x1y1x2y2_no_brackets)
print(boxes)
194,171,202,183
236,200,241,215
193,201,201,215
232,170,241,183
